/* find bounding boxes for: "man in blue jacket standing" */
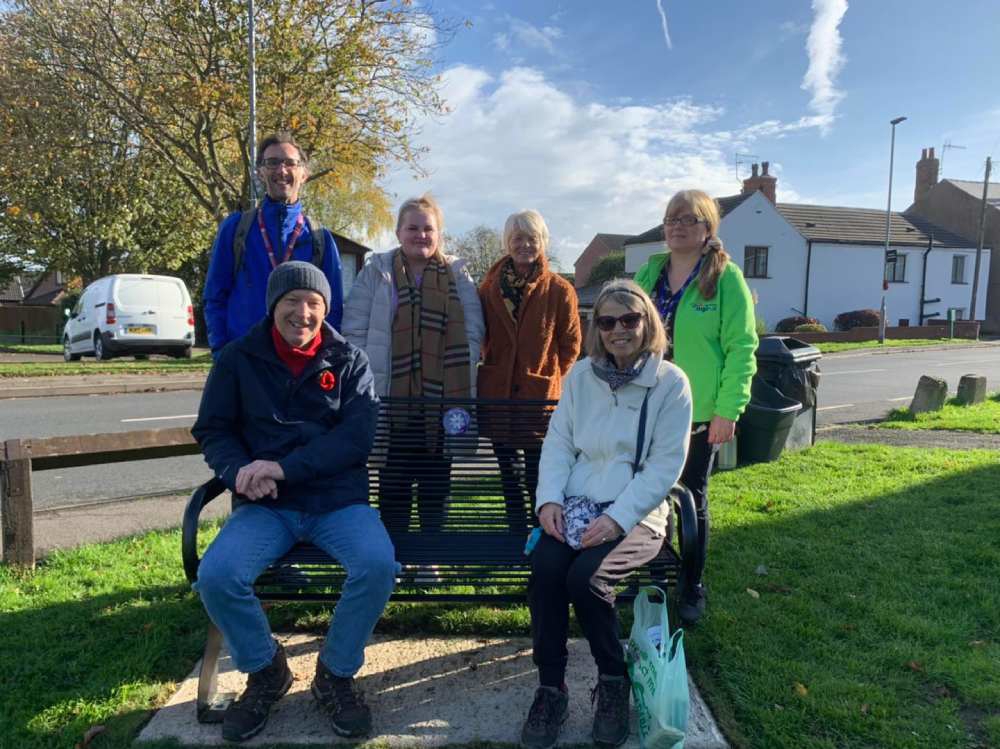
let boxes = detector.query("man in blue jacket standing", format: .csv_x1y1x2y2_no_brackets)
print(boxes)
203,132,344,356
192,262,394,743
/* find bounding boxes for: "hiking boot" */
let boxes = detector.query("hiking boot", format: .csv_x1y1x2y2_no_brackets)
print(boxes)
520,685,569,749
591,674,631,748
311,660,372,738
678,584,707,625
222,641,293,742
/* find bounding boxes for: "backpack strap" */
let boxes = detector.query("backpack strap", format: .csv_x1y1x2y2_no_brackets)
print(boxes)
232,209,326,276
231,209,257,277
305,216,325,268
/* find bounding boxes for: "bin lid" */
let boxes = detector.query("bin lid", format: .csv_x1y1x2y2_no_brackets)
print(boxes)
756,335,822,365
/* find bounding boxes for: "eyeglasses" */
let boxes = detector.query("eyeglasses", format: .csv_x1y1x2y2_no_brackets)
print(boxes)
260,157,303,169
664,215,704,227
594,312,643,332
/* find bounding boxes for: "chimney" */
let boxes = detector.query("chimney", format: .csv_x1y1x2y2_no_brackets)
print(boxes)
741,161,778,204
914,146,939,205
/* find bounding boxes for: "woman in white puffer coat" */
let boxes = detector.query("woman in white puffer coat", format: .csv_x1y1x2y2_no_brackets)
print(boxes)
341,194,484,540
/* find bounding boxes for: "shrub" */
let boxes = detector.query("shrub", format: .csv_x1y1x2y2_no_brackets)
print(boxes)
775,315,820,333
755,316,767,336
794,323,827,333
834,309,880,331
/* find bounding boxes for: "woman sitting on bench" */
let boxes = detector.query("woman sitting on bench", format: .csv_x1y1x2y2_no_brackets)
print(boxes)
520,279,692,749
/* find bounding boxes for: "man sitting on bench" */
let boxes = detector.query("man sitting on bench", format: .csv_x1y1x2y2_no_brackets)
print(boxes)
192,261,395,743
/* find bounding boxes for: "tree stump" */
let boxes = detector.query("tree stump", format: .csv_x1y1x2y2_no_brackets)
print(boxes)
956,374,987,405
910,375,948,415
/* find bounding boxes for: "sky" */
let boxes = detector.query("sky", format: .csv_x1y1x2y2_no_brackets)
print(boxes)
379,0,1000,270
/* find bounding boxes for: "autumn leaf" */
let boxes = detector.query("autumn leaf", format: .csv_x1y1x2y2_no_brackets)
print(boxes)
746,588,760,599
860,703,869,715
793,682,808,697
906,660,924,673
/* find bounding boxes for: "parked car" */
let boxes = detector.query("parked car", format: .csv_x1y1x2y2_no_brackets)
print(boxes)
63,274,195,361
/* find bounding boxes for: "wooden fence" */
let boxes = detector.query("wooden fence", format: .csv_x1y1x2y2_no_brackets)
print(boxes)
1,428,200,567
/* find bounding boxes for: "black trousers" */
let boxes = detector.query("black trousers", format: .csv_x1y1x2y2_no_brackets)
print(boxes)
379,423,451,536
678,424,715,595
528,526,663,687
493,441,542,532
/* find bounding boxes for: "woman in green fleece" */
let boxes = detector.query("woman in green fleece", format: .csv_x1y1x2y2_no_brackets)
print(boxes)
634,189,758,624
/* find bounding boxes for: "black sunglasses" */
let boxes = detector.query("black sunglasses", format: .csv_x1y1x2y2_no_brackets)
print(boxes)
594,312,643,332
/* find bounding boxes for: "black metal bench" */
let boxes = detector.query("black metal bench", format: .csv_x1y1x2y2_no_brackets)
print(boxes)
181,397,697,721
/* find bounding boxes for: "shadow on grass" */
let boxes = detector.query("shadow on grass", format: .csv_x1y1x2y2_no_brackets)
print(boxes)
689,452,1000,749
0,582,207,749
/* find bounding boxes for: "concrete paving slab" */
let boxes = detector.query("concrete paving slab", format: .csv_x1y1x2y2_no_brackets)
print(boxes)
139,634,728,748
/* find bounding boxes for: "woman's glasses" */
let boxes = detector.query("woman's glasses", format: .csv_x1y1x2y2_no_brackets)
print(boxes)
594,312,643,332
664,215,705,227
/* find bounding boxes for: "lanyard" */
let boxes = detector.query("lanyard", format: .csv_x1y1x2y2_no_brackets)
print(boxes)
257,208,305,269
654,256,703,323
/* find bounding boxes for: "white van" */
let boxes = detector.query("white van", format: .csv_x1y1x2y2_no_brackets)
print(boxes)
63,274,195,360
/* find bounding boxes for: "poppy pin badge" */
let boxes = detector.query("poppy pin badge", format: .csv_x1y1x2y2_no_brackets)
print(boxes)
317,370,336,391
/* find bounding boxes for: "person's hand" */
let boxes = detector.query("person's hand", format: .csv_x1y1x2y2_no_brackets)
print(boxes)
580,514,624,548
235,460,285,500
707,415,736,445
245,476,278,501
537,502,565,543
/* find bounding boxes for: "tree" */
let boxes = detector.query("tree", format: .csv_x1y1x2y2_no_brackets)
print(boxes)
0,23,210,285
587,253,626,287
6,0,449,225
448,225,504,283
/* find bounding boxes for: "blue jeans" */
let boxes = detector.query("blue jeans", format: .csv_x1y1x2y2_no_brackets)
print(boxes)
194,502,396,676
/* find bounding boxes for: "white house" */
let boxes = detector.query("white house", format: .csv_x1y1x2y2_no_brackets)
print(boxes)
623,164,990,331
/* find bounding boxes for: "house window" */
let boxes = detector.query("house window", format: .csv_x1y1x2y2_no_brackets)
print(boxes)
743,246,769,278
951,255,967,284
885,253,907,282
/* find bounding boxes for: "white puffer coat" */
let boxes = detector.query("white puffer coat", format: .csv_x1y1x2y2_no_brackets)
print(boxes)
341,248,484,397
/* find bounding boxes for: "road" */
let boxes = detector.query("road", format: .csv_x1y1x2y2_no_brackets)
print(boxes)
4,344,998,509
815,344,1000,427
4,390,209,510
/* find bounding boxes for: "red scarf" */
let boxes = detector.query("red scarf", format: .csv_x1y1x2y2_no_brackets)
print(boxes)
271,325,322,378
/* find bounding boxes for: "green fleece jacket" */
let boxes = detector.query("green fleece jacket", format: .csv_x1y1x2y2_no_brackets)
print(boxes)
634,253,758,422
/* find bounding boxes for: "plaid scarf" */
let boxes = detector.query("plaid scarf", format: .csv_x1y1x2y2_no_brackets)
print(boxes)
390,249,471,399
498,257,538,321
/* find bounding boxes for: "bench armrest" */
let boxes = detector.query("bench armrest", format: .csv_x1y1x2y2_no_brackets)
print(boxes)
670,483,698,577
182,477,228,584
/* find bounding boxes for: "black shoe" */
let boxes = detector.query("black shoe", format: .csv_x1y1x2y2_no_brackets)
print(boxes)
591,674,631,748
520,685,569,749
311,660,372,738
222,641,293,743
678,584,707,625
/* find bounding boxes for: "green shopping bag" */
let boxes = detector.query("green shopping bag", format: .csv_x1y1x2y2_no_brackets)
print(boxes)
626,586,689,749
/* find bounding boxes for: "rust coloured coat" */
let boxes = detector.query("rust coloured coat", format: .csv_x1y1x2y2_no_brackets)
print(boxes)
477,254,582,403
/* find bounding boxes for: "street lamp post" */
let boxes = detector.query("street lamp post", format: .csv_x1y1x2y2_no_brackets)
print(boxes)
247,0,258,207
880,115,907,344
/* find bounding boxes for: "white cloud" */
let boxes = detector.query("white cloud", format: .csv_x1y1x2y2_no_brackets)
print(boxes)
801,0,848,135
382,66,818,268
654,0,673,50
494,18,563,56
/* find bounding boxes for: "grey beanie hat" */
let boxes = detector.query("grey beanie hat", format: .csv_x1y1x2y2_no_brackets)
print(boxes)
266,261,331,317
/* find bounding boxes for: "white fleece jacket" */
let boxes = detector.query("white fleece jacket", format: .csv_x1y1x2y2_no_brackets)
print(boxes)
536,351,692,536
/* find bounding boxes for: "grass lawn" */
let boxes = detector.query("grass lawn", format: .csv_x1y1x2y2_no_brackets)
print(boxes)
0,343,64,354
879,393,1000,434
814,338,976,354
1,443,998,748
0,356,213,378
